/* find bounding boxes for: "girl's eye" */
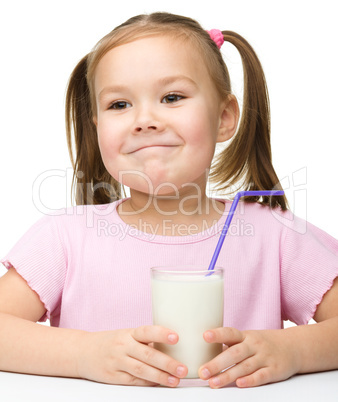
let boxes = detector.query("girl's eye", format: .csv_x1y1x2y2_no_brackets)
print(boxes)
109,101,131,110
162,94,184,104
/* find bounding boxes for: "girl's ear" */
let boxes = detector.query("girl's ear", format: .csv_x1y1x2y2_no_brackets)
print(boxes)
216,95,239,143
93,116,98,127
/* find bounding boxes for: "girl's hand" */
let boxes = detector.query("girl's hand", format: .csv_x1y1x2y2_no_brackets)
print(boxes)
198,327,300,388
76,325,188,387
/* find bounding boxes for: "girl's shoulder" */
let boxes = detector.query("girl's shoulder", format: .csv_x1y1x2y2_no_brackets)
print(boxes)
232,201,324,246
47,201,120,223
241,201,338,252
230,200,295,230
39,201,121,239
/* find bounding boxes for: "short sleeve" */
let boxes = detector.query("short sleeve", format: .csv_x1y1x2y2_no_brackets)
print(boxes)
280,213,338,325
1,215,67,322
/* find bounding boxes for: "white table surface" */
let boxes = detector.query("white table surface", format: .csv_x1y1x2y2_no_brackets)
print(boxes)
1,370,337,402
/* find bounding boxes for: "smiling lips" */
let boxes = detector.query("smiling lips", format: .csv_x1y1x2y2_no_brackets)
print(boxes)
128,144,180,154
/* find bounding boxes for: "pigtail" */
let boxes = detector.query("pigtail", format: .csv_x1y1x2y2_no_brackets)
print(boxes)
65,55,122,205
210,31,288,210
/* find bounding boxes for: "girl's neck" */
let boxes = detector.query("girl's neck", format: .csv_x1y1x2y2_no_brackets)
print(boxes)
117,187,225,236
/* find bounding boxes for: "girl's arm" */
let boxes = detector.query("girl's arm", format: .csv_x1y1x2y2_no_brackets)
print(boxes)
198,277,338,388
292,275,338,373
0,268,187,386
0,267,84,377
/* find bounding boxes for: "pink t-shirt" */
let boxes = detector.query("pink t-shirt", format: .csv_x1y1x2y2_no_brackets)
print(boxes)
1,199,338,331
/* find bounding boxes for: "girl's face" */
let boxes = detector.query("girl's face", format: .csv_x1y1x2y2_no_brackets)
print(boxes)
94,36,233,195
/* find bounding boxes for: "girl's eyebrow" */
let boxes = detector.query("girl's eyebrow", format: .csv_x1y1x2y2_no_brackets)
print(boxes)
98,75,197,100
156,75,198,88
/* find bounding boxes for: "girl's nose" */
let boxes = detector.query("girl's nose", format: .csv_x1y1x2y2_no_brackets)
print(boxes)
132,107,165,135
133,124,158,134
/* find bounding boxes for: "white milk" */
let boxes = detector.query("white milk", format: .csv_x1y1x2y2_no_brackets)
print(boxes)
151,271,224,378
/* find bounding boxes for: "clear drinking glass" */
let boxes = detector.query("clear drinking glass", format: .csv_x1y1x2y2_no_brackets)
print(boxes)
151,266,224,378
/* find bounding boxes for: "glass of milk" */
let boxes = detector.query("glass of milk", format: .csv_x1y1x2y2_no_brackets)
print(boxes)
151,266,224,379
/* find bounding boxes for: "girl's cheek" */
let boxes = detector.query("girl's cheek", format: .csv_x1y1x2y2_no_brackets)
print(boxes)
98,136,116,164
97,124,115,147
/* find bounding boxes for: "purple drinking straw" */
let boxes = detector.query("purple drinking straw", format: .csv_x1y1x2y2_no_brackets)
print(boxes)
208,190,285,271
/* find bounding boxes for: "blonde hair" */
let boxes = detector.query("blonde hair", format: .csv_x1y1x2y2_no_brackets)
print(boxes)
66,12,288,210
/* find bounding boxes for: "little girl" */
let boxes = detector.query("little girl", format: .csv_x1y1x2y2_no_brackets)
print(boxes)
0,12,338,389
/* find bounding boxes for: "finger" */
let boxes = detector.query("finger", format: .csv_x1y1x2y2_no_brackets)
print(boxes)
236,365,292,388
132,326,188,378
207,357,261,389
129,340,187,378
236,367,274,388
199,341,253,380
133,325,179,345
114,370,158,387
121,356,181,388
204,327,245,347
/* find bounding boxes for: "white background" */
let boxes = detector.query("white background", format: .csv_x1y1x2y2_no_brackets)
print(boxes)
0,0,337,328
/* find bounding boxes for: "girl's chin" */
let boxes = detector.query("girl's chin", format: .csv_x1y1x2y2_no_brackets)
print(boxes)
118,177,181,196
114,169,208,197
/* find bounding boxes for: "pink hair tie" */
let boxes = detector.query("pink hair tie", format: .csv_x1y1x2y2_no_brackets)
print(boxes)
207,29,224,49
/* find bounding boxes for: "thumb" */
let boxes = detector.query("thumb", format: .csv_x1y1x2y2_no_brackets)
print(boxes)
203,327,245,346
